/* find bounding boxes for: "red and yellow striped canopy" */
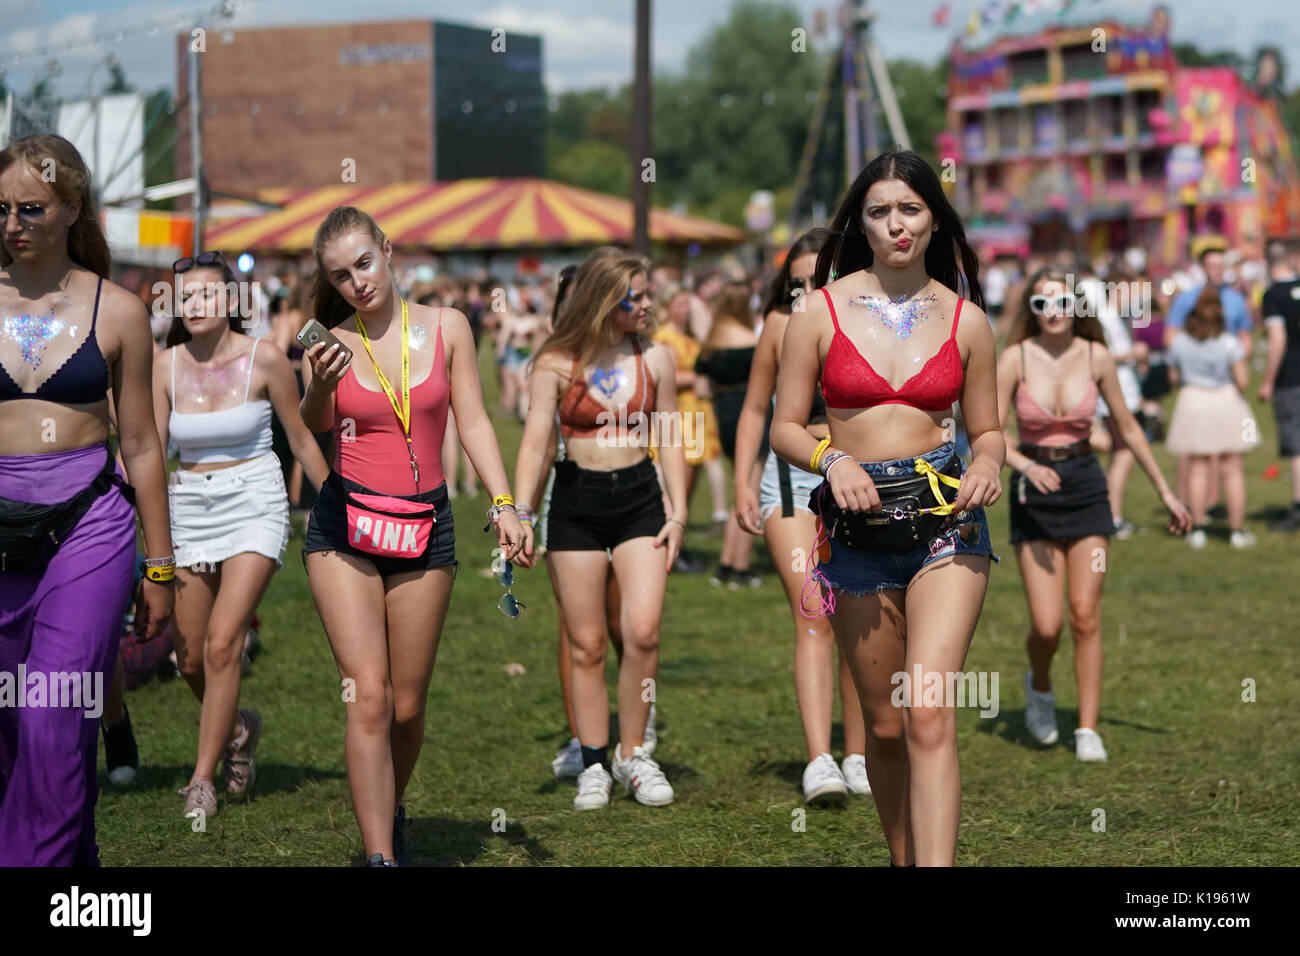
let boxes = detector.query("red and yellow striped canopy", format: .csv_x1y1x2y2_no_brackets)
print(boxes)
205,178,744,252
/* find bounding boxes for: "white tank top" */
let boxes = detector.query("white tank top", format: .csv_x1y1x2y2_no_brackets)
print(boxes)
169,338,274,463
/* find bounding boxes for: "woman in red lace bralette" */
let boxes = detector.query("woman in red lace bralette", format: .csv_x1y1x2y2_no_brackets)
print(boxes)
997,266,1190,765
299,206,522,866
770,149,1003,866
512,246,688,813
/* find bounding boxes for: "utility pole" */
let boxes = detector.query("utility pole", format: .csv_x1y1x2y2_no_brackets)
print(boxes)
188,19,204,256
631,0,651,254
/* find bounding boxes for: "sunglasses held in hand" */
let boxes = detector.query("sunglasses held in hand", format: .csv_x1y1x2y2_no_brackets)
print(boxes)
495,560,525,619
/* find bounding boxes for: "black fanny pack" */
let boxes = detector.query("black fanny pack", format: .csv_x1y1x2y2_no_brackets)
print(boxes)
0,444,135,574
811,455,965,554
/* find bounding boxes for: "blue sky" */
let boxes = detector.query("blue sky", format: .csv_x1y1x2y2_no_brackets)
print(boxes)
1,0,1296,99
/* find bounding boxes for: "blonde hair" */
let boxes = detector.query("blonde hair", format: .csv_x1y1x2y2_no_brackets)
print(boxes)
310,206,388,328
0,134,111,277
537,246,651,369
703,280,755,354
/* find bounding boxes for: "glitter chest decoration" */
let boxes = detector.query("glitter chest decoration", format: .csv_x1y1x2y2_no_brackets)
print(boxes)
847,291,939,340
2,288,74,370
177,349,254,409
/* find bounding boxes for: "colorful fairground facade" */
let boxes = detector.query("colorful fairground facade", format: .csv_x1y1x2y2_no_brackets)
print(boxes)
938,2,1300,272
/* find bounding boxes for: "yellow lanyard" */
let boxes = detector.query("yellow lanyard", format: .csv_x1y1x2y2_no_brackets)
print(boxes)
914,458,964,515
354,298,419,488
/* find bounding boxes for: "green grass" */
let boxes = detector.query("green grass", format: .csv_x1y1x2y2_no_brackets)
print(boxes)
96,356,1300,865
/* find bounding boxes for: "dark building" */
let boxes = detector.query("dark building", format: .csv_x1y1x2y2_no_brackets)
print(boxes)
175,19,545,194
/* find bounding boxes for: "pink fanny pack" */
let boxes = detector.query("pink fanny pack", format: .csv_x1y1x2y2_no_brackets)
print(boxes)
343,490,436,558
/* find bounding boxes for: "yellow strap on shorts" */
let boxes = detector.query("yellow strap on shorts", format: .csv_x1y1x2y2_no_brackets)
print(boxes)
914,458,964,515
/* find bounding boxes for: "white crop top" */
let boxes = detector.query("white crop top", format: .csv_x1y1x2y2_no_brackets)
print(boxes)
169,338,274,463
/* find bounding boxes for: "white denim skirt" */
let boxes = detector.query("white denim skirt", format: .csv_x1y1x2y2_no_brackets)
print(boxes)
168,451,291,569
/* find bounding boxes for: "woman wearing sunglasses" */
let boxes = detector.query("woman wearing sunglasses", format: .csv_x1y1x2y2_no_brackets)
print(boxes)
734,227,870,806
996,267,1191,763
513,247,688,812
153,250,331,819
770,149,1003,866
300,206,522,865
0,134,174,864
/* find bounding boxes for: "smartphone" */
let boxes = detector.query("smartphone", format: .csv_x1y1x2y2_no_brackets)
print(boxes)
296,319,353,366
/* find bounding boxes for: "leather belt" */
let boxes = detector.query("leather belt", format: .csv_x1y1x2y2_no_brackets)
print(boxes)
1019,439,1092,464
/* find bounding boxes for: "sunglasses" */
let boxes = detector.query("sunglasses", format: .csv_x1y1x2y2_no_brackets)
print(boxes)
0,201,51,226
495,560,526,619
173,251,227,273
1029,293,1076,316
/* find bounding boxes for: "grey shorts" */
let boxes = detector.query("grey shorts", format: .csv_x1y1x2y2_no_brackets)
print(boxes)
1274,385,1300,457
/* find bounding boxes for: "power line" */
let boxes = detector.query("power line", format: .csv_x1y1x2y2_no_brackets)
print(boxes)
0,0,268,70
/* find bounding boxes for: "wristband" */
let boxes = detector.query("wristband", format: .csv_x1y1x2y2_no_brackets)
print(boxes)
143,555,176,568
809,437,833,473
518,513,534,527
140,563,175,583
667,516,686,530
492,493,515,508
821,452,852,477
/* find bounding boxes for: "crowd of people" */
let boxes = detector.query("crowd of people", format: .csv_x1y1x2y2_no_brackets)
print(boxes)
2,133,1297,867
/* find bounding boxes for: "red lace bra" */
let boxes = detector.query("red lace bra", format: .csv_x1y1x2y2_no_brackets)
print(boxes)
819,287,964,412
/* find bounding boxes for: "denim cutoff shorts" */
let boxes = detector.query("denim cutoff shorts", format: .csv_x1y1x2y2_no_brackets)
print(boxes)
812,442,998,596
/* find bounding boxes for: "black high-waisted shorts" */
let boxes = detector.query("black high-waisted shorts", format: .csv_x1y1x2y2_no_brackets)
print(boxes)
545,457,666,552
302,471,457,576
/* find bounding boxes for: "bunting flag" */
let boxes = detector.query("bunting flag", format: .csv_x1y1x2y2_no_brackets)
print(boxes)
932,3,952,25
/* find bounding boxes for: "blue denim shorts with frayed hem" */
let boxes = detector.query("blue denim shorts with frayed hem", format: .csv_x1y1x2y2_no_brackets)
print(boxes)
812,443,998,597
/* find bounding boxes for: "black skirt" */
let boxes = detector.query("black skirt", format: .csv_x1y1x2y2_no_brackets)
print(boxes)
1009,452,1115,543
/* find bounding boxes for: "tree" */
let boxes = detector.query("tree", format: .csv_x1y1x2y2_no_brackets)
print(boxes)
104,61,133,95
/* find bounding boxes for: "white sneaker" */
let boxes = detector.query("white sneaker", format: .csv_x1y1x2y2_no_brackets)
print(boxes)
641,704,657,757
1023,671,1059,746
1074,727,1108,762
573,763,612,810
802,752,848,805
1187,528,1208,550
612,744,674,806
1229,529,1257,549
551,736,582,780
841,753,872,795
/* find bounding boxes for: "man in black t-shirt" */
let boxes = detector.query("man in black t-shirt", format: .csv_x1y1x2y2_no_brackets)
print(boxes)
1259,248,1300,530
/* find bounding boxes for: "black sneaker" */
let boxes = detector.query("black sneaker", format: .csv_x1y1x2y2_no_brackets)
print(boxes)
709,565,732,587
1208,504,1228,521
1270,510,1300,532
365,853,398,867
101,704,139,787
393,804,410,866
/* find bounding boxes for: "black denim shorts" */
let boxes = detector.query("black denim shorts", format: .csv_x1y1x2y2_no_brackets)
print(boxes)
302,472,457,577
545,457,666,552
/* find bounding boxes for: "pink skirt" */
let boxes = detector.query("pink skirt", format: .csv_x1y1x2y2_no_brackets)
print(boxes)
1165,384,1259,456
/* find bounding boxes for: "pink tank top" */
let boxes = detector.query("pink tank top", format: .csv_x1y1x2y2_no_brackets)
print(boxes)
1014,341,1097,446
333,321,449,495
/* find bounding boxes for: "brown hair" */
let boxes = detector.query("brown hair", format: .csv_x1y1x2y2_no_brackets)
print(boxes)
309,206,388,328
703,280,755,354
1006,266,1106,345
0,134,111,278
165,255,246,347
1184,286,1224,340
537,246,650,370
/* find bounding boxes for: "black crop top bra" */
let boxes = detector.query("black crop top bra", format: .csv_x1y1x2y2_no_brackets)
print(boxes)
0,277,111,405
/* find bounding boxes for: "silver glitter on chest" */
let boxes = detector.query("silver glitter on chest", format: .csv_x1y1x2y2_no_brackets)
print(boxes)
847,292,939,339
408,324,428,351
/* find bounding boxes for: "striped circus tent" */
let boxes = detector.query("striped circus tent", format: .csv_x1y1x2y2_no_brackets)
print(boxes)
204,178,745,252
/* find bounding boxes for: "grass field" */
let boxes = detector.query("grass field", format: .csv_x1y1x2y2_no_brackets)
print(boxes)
96,350,1300,866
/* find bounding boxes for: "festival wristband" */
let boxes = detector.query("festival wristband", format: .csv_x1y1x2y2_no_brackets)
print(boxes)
809,437,832,473
140,563,176,583
492,493,515,508
143,555,176,568
821,452,852,477
518,513,534,527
